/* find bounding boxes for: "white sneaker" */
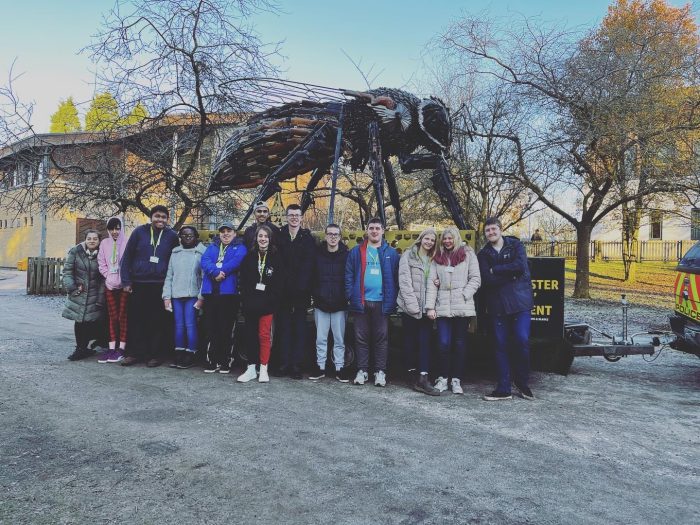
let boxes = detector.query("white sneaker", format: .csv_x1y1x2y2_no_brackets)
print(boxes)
434,376,448,393
374,370,386,387
354,370,368,385
451,378,464,395
237,364,257,383
258,364,269,383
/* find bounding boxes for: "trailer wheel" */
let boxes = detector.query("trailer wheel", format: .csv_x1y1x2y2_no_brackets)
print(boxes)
603,354,622,362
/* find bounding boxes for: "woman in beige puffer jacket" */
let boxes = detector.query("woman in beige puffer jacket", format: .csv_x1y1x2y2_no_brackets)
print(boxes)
397,228,440,396
425,226,481,394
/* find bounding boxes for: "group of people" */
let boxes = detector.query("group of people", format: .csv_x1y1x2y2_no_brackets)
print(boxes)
62,200,535,400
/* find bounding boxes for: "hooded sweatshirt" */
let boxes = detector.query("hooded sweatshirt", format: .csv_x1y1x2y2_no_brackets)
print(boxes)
98,216,128,290
162,242,207,299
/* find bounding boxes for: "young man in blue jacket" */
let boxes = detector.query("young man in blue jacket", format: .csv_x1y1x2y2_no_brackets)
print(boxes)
120,205,179,367
345,218,400,387
477,217,535,401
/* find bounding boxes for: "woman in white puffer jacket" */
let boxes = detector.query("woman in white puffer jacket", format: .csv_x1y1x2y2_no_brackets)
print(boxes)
425,226,481,394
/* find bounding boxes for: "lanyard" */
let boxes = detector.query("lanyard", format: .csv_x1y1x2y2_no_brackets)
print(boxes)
218,242,229,263
150,227,163,257
257,252,267,282
111,241,118,265
367,249,379,266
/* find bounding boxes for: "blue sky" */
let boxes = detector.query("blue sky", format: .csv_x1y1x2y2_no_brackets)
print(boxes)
0,0,693,132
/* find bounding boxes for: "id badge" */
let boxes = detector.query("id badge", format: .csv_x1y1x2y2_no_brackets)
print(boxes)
370,268,380,275
110,268,119,274
256,283,266,291
216,262,223,269
150,256,159,263
446,266,454,273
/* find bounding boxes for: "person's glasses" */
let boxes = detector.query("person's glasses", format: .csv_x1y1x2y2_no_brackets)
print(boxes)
326,233,340,237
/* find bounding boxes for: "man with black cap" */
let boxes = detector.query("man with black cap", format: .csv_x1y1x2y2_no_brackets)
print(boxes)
200,221,247,373
243,201,279,250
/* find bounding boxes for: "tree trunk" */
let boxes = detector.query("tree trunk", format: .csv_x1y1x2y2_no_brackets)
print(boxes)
621,178,644,283
573,224,592,298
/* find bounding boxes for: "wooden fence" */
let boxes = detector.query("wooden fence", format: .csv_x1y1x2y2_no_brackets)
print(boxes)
27,257,65,295
524,240,697,262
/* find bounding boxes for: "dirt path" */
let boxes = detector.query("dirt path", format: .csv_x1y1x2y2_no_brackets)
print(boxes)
1,273,698,524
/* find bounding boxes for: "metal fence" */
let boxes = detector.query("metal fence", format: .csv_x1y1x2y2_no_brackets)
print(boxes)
524,240,697,262
26,257,65,295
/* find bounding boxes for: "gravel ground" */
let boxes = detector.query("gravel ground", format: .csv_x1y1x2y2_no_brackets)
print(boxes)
1,271,698,525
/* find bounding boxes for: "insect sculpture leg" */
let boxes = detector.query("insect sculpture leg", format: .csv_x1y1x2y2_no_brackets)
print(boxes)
399,153,470,230
367,122,387,226
236,123,334,230
300,164,332,215
382,158,404,230
430,157,470,230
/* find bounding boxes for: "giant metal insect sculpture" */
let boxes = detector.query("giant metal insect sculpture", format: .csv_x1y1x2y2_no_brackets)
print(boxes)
209,78,469,230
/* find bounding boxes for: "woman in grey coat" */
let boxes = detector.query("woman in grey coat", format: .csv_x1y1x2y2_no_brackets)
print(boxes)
63,229,106,361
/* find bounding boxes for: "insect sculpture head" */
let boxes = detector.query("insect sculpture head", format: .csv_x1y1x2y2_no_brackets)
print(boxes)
418,97,452,156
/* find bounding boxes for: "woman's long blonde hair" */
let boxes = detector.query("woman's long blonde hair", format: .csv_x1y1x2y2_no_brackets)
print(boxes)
434,226,466,266
412,227,438,259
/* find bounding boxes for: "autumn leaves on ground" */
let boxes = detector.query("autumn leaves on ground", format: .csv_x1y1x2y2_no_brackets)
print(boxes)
564,260,678,308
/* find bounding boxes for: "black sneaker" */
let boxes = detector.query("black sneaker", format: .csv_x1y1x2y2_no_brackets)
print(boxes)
335,367,351,383
308,364,325,380
178,352,195,369
219,364,231,374
204,363,220,373
169,351,184,368
483,390,513,401
67,347,94,361
413,373,441,396
516,385,535,400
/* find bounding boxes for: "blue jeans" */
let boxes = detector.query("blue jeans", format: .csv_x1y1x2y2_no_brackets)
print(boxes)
314,309,347,370
490,310,531,393
436,317,469,380
173,297,198,352
277,305,307,370
402,314,433,374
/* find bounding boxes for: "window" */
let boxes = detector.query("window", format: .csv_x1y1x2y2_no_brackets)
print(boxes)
650,210,663,240
692,208,700,241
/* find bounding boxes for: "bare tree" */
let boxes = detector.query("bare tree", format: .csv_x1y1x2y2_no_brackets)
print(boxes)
1,0,280,229
436,9,700,297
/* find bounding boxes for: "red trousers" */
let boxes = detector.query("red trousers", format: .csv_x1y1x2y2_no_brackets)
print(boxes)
245,313,273,365
105,288,128,344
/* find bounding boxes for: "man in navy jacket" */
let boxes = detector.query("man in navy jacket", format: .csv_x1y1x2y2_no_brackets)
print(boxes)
120,205,179,367
344,218,399,387
477,217,535,401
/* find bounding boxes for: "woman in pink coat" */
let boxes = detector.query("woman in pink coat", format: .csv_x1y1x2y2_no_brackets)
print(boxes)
97,217,128,362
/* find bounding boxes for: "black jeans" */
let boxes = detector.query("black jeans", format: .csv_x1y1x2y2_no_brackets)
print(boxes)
402,314,432,374
74,321,101,349
353,301,389,372
205,294,239,367
126,282,168,360
276,305,306,370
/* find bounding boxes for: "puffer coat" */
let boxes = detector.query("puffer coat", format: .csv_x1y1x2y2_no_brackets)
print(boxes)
425,245,481,318
62,243,105,322
397,245,432,319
